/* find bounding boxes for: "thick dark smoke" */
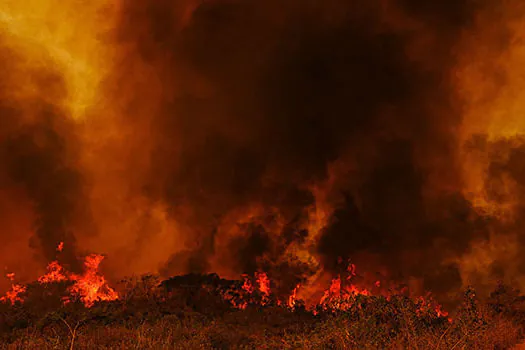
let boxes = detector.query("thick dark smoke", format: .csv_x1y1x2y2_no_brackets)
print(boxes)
105,0,496,301
0,40,86,271
1,0,516,304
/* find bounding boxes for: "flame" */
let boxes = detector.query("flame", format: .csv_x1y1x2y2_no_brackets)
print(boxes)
67,254,119,307
288,284,300,309
317,275,371,311
2,243,119,308
255,272,270,305
37,260,67,284
0,273,26,305
220,263,448,319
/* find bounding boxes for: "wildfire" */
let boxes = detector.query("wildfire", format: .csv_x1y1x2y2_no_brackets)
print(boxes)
38,260,67,284
318,275,371,311
0,272,26,305
2,248,450,322
67,254,119,307
255,272,270,305
288,284,300,308
219,262,449,320
1,243,118,308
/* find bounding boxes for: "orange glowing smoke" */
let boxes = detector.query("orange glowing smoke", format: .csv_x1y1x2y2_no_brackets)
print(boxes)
0,273,26,305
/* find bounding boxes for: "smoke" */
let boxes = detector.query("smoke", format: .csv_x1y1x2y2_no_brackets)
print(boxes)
101,0,484,295
0,38,88,276
2,0,525,303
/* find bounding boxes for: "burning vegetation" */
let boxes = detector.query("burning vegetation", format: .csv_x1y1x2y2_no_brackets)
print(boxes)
2,0,525,348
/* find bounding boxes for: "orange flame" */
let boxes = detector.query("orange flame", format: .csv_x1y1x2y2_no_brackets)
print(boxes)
38,260,68,284
3,243,119,308
0,273,26,305
288,284,300,309
255,272,270,305
66,254,119,307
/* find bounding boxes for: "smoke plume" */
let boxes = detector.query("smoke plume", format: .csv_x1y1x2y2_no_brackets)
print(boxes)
1,0,525,304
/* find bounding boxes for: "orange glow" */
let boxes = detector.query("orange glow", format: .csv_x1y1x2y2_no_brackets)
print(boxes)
0,0,117,120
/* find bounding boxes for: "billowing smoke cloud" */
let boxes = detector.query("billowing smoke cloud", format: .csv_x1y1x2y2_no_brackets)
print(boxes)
99,0,488,298
0,39,88,275
2,0,524,304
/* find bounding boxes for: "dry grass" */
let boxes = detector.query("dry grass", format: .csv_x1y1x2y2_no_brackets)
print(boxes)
1,313,521,350
1,279,524,349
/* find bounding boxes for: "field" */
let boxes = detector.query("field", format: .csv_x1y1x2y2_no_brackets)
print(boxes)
1,274,525,350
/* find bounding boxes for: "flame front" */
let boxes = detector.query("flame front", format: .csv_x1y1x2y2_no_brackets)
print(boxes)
1,243,119,308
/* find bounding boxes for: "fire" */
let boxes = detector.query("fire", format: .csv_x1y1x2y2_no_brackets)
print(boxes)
318,275,371,311
0,272,26,305
288,284,300,309
220,263,448,320
67,254,119,307
37,260,67,284
255,272,270,305
3,250,451,321
416,296,450,320
242,275,255,294
0,0,496,322
1,243,118,308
